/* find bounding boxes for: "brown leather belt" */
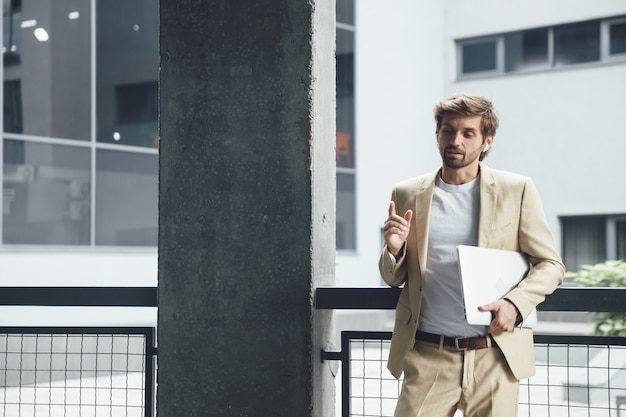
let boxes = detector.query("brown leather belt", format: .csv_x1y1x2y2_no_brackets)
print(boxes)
416,330,492,350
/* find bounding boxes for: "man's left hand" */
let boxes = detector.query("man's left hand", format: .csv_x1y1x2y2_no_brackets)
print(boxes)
478,299,520,334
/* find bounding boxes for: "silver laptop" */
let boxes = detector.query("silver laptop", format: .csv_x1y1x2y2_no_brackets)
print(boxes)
457,245,537,328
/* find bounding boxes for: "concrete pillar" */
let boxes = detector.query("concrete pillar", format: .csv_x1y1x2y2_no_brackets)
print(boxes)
157,1,336,416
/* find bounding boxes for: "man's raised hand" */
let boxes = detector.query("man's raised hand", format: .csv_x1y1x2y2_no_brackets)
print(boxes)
383,201,413,257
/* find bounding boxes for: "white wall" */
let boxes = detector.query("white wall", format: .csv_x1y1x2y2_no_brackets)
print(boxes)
455,64,626,234
0,249,157,286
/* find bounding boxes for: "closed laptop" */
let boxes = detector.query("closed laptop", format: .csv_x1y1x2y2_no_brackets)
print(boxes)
457,245,537,328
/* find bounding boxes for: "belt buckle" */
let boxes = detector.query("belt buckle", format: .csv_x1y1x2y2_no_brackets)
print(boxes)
454,337,467,351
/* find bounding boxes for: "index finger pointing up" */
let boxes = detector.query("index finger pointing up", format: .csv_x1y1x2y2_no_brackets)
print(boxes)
388,201,396,217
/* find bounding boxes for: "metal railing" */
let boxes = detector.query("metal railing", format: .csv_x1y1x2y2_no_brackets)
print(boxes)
316,287,626,417
0,287,157,417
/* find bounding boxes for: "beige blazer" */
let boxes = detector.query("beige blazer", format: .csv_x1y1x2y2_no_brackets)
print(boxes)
379,164,565,380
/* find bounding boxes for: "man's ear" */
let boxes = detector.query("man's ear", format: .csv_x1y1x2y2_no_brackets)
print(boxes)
484,135,494,150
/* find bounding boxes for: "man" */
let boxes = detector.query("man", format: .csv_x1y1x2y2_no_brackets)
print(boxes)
379,93,565,417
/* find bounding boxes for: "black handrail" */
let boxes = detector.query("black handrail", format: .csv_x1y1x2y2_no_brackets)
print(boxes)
0,286,157,306
315,286,626,312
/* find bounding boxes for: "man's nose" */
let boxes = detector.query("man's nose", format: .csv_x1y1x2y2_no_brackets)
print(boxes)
451,132,464,145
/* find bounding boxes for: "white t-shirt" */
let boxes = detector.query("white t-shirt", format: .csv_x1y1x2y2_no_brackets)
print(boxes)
418,175,485,337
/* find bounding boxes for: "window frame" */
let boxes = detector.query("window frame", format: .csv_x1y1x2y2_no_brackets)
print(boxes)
503,27,553,74
335,2,357,253
606,215,626,261
456,35,504,79
560,214,626,272
457,15,626,80
553,19,602,67
1,1,159,249
603,16,626,61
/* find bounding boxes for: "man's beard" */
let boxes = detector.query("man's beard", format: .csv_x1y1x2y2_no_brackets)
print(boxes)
443,156,469,168
441,147,482,169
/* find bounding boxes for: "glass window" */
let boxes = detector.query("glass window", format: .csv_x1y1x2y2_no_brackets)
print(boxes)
336,0,354,26
3,0,91,140
2,0,159,248
337,173,355,250
505,28,549,72
461,40,498,74
95,150,157,246
336,52,354,99
609,21,626,55
336,12,356,250
3,139,91,245
336,30,354,169
460,16,626,78
3,0,23,67
617,220,626,261
116,82,158,124
554,20,600,65
4,80,23,133
96,0,159,148
561,216,606,272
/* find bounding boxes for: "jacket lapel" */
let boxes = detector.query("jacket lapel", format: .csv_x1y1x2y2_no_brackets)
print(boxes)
412,165,496,273
478,164,497,247
413,170,438,277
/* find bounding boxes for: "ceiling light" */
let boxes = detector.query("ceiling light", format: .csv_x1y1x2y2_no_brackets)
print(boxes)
21,19,37,28
33,28,49,42
68,11,80,20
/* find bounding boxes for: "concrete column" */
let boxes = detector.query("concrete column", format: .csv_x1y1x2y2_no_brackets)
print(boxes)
158,1,336,416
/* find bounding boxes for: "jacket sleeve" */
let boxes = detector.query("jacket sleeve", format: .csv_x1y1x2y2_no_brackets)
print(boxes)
504,178,565,321
379,243,408,287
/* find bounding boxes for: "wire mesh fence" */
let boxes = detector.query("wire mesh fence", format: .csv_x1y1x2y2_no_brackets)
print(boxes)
0,328,155,417
339,332,626,417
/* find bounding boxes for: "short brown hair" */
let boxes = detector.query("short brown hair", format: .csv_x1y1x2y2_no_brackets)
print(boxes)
433,93,499,139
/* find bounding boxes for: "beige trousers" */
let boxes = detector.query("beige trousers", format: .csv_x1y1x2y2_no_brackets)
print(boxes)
394,339,520,417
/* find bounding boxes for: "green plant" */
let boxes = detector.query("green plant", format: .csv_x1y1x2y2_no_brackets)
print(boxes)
565,260,626,337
